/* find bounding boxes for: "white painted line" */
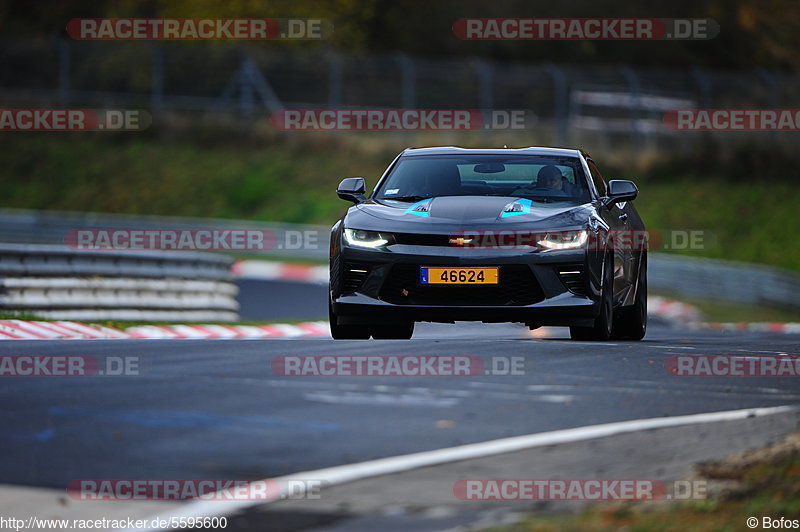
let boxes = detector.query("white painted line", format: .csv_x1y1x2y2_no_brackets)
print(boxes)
534,394,575,403
648,345,696,350
119,404,796,532
303,391,460,408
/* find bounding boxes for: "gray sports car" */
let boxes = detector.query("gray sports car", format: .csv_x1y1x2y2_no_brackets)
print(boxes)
329,147,647,341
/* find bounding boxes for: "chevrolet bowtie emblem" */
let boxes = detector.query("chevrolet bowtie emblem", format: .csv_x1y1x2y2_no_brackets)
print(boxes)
449,237,473,246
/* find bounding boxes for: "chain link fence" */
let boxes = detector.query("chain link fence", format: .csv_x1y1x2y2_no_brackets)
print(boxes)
2,38,799,149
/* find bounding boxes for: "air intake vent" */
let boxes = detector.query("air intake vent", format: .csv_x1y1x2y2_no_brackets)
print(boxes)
557,266,586,296
380,264,544,306
342,264,369,292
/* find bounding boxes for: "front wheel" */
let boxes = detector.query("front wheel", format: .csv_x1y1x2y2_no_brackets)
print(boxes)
329,299,370,339
570,255,614,341
611,253,647,341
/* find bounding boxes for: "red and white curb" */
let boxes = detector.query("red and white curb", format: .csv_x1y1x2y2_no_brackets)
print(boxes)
1,317,798,340
0,320,329,340
698,322,800,334
648,296,800,333
648,295,703,326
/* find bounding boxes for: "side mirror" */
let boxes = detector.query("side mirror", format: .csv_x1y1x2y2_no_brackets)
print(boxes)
603,179,638,209
337,177,367,204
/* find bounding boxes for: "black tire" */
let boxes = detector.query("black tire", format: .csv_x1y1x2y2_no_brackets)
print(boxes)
611,253,648,341
570,254,614,341
371,322,415,340
329,299,370,340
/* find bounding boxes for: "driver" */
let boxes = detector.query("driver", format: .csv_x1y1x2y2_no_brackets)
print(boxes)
536,165,564,191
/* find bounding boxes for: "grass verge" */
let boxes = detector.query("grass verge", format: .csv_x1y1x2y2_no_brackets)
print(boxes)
484,432,800,532
2,135,800,271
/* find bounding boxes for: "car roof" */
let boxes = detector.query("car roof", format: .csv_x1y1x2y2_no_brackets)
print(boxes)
401,146,586,158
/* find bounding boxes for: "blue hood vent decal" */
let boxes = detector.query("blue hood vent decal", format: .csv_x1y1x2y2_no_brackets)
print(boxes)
501,198,532,218
404,198,433,217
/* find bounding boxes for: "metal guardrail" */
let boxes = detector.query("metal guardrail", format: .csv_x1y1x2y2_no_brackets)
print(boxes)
0,243,239,322
0,209,328,261
1,209,798,314
649,253,800,311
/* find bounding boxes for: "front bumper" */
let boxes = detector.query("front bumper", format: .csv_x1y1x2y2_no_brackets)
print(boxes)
331,244,602,327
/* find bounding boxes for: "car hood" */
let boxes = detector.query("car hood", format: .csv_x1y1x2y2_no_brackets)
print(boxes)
347,196,595,232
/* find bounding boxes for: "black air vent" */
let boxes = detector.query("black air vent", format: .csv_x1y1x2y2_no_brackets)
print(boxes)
557,266,586,296
342,263,370,292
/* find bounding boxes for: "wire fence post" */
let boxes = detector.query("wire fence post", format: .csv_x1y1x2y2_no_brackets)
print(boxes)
55,37,70,106
691,66,712,108
326,50,343,109
238,56,256,120
472,59,494,110
151,43,164,111
758,69,779,145
543,63,568,146
620,64,642,158
394,53,416,109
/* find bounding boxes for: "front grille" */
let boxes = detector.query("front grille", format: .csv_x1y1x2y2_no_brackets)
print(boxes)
342,263,370,292
393,233,452,246
557,265,587,296
379,264,544,306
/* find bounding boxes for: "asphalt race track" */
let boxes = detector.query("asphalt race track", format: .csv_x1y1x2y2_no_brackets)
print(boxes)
236,279,327,321
1,323,798,494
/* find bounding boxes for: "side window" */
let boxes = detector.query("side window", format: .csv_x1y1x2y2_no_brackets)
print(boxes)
586,160,606,196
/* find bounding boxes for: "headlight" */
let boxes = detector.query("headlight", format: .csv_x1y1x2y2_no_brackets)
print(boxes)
344,228,392,248
537,230,588,250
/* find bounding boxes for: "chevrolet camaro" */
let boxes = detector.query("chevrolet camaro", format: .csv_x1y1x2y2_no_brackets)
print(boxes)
329,147,647,341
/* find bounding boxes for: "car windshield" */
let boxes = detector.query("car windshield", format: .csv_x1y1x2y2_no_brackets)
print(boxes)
375,155,592,204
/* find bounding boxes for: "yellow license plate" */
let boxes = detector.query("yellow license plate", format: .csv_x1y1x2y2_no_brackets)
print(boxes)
420,267,499,285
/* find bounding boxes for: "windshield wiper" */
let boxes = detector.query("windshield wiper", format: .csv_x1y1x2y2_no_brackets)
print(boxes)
521,196,575,204
380,195,432,202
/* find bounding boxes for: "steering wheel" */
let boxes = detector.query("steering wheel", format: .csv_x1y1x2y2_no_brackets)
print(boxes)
511,185,568,196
